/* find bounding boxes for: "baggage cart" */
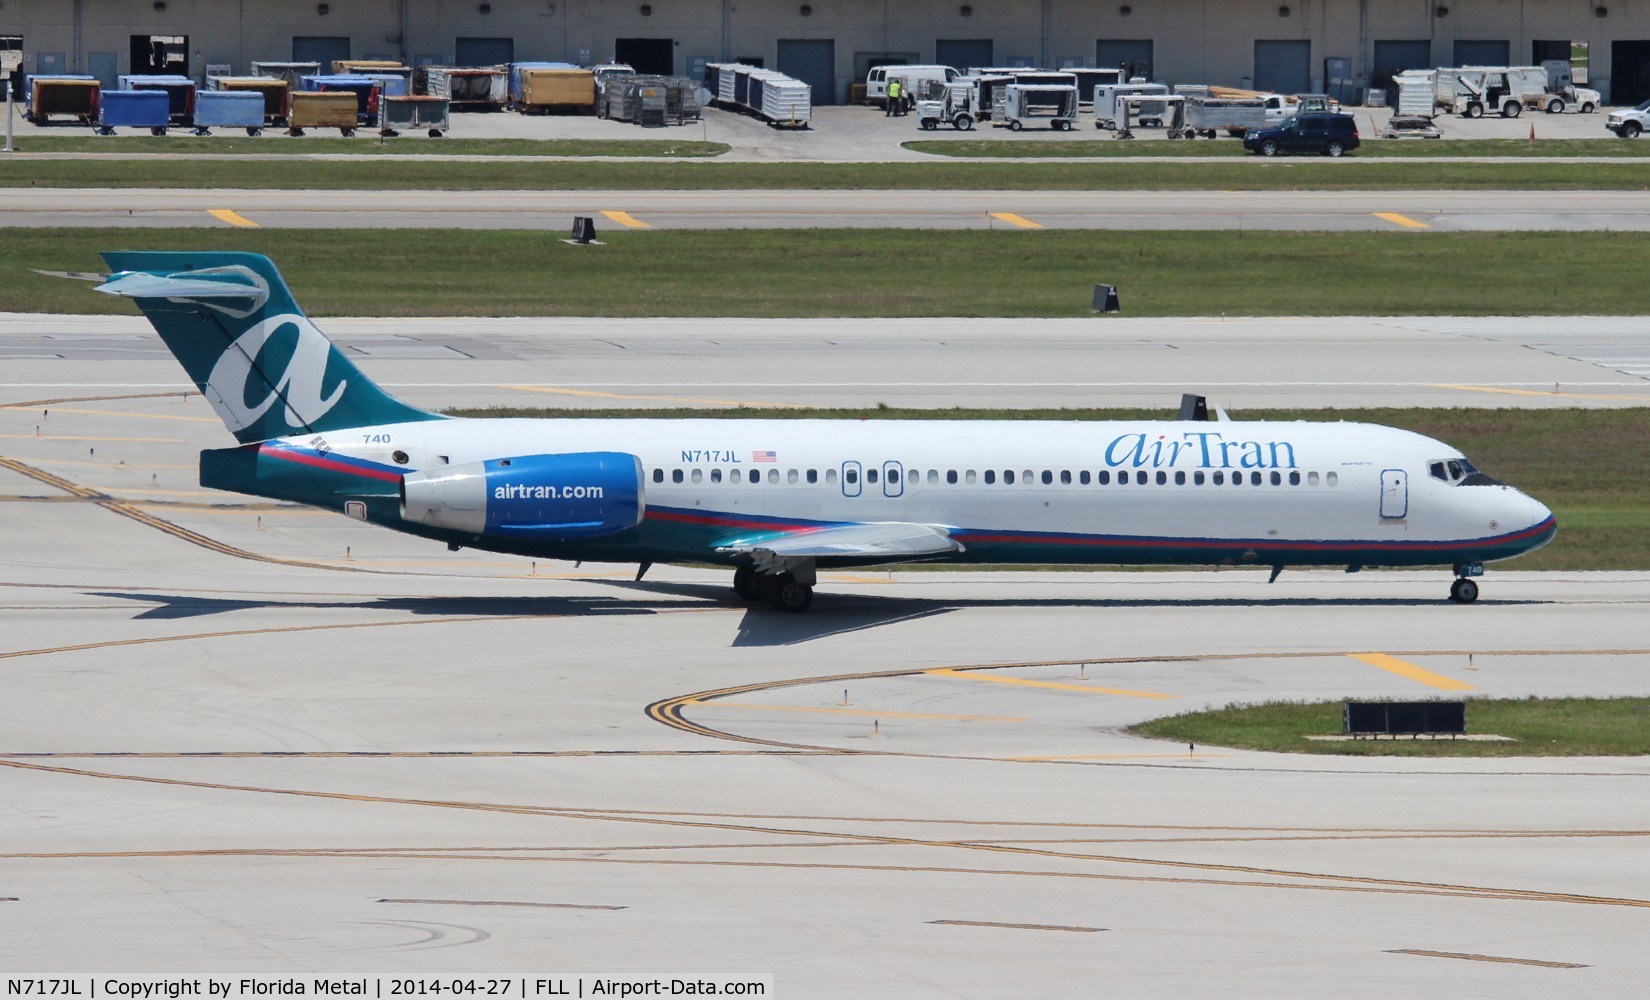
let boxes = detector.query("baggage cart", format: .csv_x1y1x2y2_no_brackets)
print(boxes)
995,83,1078,131
332,60,411,86
1094,82,1172,128
24,76,100,125
508,61,578,107
96,89,171,135
421,67,507,110
208,77,289,125
250,61,320,91
118,74,196,123
379,95,450,137
299,74,381,125
518,68,596,114
668,77,702,122
287,91,361,136
754,72,811,128
191,90,267,135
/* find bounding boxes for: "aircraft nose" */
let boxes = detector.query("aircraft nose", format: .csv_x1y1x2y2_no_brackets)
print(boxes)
1528,495,1554,530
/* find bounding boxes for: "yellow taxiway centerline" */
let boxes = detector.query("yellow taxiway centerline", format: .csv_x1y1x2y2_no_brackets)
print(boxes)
1430,383,1650,403
989,212,1045,230
926,668,1175,700
208,209,260,229
601,210,651,229
1373,212,1430,230
692,701,1027,723
1348,652,1475,691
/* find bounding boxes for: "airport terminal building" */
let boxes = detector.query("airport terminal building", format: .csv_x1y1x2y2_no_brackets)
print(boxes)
5,1,1647,104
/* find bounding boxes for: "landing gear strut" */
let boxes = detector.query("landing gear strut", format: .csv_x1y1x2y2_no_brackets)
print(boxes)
731,564,815,612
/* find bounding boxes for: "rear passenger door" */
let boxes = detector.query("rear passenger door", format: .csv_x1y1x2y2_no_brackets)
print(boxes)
1292,115,1327,151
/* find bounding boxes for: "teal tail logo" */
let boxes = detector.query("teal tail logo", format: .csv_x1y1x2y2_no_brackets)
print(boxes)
97,251,442,443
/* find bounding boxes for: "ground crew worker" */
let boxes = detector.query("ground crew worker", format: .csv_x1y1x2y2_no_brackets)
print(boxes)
886,78,901,116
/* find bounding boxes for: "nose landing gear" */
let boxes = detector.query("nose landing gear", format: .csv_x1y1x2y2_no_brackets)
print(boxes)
1449,563,1484,603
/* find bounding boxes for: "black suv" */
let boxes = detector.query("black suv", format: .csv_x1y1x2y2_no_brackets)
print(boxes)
1243,113,1360,157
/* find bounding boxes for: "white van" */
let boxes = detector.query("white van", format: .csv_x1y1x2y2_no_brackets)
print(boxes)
866,64,959,106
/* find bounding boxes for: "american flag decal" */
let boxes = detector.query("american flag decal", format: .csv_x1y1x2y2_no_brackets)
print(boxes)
752,450,777,463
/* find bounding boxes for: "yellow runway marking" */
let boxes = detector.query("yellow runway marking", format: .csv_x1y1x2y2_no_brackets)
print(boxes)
128,503,329,516
989,212,1044,230
1431,383,1650,403
501,384,786,409
0,406,216,423
929,920,1103,933
33,460,194,470
94,487,216,498
0,433,186,443
1386,949,1587,969
1348,653,1475,691
600,210,651,229
693,701,1027,723
208,209,259,228
926,668,1175,700
1373,212,1430,230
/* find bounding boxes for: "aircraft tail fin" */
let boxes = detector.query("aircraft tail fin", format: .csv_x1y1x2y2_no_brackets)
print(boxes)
96,251,442,444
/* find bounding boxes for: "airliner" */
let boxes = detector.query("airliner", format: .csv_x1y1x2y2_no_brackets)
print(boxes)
88,251,1555,612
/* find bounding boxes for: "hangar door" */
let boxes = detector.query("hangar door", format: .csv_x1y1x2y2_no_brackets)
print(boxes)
1097,39,1153,79
615,38,673,76
1611,41,1650,105
936,39,993,73
293,36,349,68
1453,40,1509,66
1254,40,1310,94
456,37,513,67
778,39,835,105
1372,39,1431,92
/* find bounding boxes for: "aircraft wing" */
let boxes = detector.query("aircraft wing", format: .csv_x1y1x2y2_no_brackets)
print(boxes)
716,522,964,565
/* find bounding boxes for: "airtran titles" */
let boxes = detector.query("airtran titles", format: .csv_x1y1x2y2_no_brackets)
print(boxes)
1103,431,1298,470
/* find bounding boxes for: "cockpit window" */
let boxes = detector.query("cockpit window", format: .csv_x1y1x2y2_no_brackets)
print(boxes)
1446,460,1463,480
1429,461,1447,481
1432,455,1500,486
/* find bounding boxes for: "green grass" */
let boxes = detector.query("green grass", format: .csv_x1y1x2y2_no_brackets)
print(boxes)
14,228,1650,319
443,406,1650,572
6,134,729,157
1130,696,1650,756
7,157,1650,190
904,137,1650,158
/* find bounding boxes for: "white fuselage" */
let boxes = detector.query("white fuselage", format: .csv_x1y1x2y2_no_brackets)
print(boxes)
284,416,1554,569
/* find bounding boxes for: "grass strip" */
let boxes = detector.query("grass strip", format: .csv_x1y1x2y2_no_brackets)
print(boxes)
4,135,729,157
12,228,1650,319
1129,696,1650,756
904,137,1650,158
441,406,1650,572
6,157,1650,190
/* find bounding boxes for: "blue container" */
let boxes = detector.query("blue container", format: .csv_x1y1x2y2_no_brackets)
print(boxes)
508,61,576,104
298,74,380,123
192,90,266,133
97,89,171,132
356,73,408,98
118,74,196,120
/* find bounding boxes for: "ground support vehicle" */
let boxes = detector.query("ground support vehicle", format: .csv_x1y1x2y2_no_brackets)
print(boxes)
1538,59,1599,114
191,91,266,135
1094,82,1172,128
1441,68,1533,118
1067,67,1125,108
1607,99,1650,137
917,82,978,130
299,74,381,126
1183,93,1288,137
249,62,319,91
994,83,1078,131
118,74,195,125
207,77,290,126
517,68,596,114
95,89,170,135
379,95,450,137
286,91,361,136
865,64,957,107
1378,114,1442,139
421,67,507,111
1243,111,1360,156
23,76,99,125
1111,93,1192,139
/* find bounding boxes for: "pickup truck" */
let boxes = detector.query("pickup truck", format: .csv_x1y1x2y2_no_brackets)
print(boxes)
1606,99,1650,137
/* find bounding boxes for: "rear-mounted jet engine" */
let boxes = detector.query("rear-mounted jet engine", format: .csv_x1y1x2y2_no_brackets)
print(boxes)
401,452,644,540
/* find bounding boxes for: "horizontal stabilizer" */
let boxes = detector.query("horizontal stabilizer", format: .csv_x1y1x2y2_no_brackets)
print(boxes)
34,269,112,282
717,521,963,562
94,266,269,307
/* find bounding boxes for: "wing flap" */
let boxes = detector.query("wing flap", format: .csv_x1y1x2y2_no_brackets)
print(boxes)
717,522,963,562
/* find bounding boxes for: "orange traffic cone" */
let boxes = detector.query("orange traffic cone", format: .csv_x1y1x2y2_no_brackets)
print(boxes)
1529,123,1536,141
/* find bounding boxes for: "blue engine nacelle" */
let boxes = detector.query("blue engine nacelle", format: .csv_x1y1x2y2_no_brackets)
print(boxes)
400,451,644,541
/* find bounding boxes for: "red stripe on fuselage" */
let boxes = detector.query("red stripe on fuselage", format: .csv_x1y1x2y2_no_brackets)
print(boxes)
261,446,402,483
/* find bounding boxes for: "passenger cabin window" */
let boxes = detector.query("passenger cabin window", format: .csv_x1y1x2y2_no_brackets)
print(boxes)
672,469,684,484
1155,471,1167,485
965,470,977,484
711,469,722,483
691,469,703,483
947,470,958,484
1308,471,1319,486
1250,472,1262,486
1041,470,1053,485
985,470,996,484
1005,470,1016,484
807,469,818,484
1326,471,1339,486
1288,471,1300,485
1175,471,1186,485
1098,471,1110,485
847,469,859,484
652,468,664,483
1136,471,1148,485
1270,471,1281,486
1194,471,1205,485
867,468,878,484
888,468,900,485
927,470,938,485
826,468,838,484
1213,471,1224,485
1079,471,1090,485
788,469,799,484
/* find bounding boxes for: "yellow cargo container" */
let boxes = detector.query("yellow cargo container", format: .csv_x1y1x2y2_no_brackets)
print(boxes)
333,60,410,76
520,69,596,112
288,91,361,134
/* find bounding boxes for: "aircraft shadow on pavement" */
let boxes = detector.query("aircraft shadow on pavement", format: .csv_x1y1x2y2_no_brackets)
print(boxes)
94,587,1553,647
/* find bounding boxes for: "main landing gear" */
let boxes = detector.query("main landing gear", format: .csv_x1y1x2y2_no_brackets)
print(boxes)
732,565,814,613
1449,563,1483,604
